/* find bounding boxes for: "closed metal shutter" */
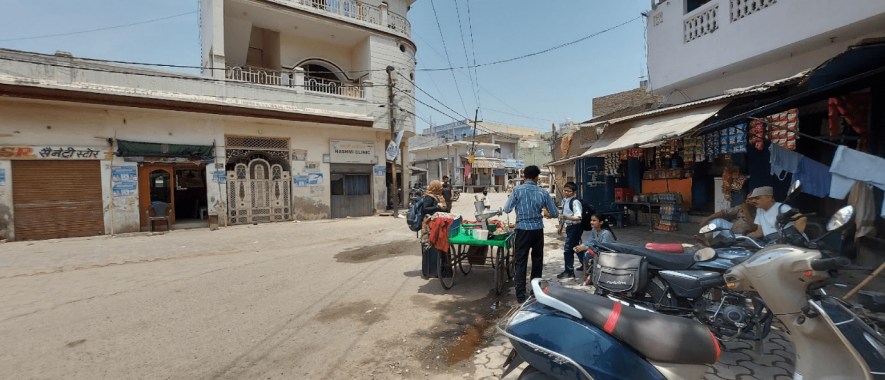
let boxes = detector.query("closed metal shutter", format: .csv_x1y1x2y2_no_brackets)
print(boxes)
12,160,104,241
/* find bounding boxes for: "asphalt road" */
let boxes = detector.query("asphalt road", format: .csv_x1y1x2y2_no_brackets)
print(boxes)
0,207,513,379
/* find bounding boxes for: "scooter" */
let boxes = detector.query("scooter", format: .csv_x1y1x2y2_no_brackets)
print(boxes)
500,205,885,379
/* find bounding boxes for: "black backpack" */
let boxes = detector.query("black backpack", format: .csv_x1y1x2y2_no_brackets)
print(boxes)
570,198,596,231
406,195,428,231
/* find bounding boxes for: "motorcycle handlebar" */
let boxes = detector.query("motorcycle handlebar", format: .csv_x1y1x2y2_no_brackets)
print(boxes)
810,257,850,271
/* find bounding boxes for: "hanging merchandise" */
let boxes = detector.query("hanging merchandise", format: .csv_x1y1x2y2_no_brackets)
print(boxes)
706,131,719,162
757,109,798,151
828,93,870,152
721,166,749,202
604,153,621,177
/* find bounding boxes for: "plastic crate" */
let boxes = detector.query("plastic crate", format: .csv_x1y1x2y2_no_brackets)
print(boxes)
449,216,462,238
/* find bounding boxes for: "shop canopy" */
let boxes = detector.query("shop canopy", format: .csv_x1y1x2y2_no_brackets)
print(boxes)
581,101,729,157
116,140,214,162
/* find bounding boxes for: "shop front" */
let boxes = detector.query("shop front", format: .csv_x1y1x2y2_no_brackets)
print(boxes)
329,140,375,218
1,146,111,240
116,140,215,231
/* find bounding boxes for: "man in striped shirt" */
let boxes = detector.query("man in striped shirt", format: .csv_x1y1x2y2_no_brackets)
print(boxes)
503,165,559,303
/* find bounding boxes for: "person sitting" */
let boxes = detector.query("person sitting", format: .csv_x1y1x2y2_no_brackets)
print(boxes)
696,199,757,246
480,189,490,209
420,180,447,279
746,186,806,243
573,213,617,278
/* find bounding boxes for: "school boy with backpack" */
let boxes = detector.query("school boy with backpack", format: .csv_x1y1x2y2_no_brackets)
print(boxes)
556,182,584,279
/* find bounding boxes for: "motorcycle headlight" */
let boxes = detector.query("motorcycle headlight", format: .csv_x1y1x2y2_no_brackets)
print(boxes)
509,310,541,327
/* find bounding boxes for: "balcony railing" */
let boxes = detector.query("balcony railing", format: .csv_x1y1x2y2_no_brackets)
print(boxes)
226,66,286,86
730,0,776,22
290,0,410,38
305,76,363,98
225,66,365,99
684,4,719,43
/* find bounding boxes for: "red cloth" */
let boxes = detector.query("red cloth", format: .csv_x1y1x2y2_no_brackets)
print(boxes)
829,94,870,151
428,216,454,253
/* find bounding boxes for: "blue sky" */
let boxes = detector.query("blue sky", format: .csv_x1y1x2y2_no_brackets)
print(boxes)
0,0,650,133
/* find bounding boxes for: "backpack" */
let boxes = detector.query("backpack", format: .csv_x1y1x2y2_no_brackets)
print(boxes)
570,198,596,231
407,195,428,231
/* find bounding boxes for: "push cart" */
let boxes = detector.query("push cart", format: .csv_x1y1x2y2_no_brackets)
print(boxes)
438,225,516,295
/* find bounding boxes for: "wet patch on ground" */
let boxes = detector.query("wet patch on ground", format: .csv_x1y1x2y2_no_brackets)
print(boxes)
334,239,420,263
313,300,388,325
414,288,514,373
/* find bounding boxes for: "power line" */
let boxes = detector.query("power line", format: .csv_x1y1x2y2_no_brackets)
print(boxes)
465,0,483,120
429,0,471,118
453,0,480,112
0,10,199,42
398,72,467,120
417,16,641,72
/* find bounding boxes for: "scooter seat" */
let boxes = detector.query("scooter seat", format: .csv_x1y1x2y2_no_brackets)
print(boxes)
597,242,696,270
544,285,720,365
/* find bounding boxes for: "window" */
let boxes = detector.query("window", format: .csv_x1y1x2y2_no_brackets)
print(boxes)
331,174,371,195
686,0,712,13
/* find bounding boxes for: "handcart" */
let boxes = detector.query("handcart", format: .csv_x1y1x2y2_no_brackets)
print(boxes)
438,224,516,295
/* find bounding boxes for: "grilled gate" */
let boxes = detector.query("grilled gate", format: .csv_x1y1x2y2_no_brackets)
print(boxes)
11,160,105,241
227,159,290,225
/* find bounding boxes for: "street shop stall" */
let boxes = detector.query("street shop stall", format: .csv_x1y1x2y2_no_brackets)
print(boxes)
421,212,515,294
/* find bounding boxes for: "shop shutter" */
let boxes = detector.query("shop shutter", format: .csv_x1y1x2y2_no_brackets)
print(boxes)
12,160,104,241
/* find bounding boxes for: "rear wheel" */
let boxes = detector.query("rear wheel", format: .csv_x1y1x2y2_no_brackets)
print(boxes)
517,366,556,379
438,248,455,289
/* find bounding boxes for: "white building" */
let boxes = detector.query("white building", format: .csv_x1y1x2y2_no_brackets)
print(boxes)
0,0,417,241
646,0,885,102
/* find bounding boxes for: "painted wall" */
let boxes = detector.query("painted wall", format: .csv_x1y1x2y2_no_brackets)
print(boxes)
224,16,252,67
0,98,384,240
647,0,885,100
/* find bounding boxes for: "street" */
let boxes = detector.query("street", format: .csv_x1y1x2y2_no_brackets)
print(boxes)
0,191,863,380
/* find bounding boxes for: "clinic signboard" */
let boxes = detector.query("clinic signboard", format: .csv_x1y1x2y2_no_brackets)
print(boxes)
330,140,375,164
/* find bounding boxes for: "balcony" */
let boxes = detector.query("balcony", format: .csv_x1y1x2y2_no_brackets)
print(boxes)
225,65,365,99
280,0,411,38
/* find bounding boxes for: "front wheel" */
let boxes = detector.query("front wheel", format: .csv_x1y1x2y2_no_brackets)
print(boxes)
517,366,556,380
452,192,460,201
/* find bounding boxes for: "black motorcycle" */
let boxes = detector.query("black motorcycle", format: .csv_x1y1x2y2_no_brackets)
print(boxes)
451,188,461,201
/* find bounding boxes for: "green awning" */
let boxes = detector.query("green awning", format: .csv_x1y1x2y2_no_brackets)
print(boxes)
116,140,214,161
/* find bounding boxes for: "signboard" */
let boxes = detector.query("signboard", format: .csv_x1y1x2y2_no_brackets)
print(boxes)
373,166,385,177
504,159,525,168
0,168,5,186
293,175,309,187
385,130,404,162
0,146,112,160
330,140,375,164
212,169,226,184
112,166,138,197
493,170,507,175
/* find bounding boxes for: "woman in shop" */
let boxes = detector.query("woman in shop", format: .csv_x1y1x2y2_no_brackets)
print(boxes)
421,180,447,278
573,213,617,279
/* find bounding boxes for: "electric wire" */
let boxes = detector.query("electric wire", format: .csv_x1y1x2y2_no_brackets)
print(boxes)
453,0,480,112
465,0,483,120
428,0,471,118
0,10,199,42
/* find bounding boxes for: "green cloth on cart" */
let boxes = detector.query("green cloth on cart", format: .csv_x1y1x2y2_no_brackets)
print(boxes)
449,232,512,248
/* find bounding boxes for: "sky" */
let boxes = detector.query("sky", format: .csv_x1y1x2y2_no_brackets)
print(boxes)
0,0,651,133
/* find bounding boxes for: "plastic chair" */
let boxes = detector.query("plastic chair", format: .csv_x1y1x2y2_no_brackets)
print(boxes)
146,202,172,231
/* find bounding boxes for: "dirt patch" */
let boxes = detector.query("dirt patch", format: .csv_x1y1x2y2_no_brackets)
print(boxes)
294,196,330,220
65,339,86,348
414,288,513,372
313,300,388,325
334,239,420,263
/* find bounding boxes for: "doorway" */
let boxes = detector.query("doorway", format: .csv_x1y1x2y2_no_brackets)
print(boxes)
138,163,208,231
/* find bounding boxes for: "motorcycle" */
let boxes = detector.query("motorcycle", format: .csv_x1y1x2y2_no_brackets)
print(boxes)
451,188,461,201
500,205,885,379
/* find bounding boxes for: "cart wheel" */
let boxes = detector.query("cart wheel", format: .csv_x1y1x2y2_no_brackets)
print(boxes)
457,245,471,275
438,247,455,290
495,247,505,295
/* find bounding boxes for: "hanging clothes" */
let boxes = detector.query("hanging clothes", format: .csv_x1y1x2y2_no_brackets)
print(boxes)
847,181,877,241
769,143,802,180
829,145,885,218
793,157,831,198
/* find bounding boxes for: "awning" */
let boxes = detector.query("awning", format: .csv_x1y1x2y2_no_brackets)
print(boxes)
408,166,427,172
581,102,728,157
116,140,214,161
806,40,885,90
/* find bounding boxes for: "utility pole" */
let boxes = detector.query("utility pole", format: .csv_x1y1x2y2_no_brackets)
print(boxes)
387,66,399,213
468,110,478,190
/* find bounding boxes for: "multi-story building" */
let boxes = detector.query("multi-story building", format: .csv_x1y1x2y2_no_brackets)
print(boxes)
0,0,417,241
646,0,885,102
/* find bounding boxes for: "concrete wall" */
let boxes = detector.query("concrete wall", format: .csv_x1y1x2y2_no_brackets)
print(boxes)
0,98,384,240
647,0,885,101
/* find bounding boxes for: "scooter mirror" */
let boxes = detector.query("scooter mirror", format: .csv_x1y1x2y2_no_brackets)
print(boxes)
699,223,718,234
826,205,855,231
784,180,801,203
694,247,716,262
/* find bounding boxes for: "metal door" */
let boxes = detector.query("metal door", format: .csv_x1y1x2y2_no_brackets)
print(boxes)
11,160,104,240
227,159,291,224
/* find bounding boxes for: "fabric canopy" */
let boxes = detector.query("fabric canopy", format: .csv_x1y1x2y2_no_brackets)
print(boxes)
116,140,214,161
581,102,728,157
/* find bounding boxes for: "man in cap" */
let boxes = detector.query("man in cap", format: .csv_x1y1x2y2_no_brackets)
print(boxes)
746,186,806,241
